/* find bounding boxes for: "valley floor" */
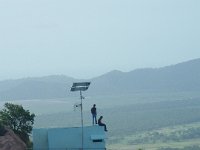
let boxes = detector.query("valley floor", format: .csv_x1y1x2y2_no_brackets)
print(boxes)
107,122,200,150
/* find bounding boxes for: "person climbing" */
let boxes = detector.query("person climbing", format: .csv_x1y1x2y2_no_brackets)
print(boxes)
91,104,97,125
98,116,108,132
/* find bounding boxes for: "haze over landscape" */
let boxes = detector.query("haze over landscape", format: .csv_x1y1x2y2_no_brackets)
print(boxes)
0,58,199,101
1,0,200,150
0,0,200,80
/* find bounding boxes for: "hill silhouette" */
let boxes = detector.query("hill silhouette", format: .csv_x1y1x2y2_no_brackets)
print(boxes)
0,58,200,100
90,58,200,94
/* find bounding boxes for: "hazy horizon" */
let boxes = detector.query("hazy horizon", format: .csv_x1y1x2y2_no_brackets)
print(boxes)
0,0,200,80
0,57,198,81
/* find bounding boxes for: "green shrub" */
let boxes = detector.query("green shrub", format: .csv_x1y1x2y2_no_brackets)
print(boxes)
0,122,7,136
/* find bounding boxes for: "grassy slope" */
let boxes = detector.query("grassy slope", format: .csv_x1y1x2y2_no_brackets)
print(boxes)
107,122,200,150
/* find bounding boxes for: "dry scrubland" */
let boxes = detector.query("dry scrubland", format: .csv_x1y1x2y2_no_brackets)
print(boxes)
26,91,200,150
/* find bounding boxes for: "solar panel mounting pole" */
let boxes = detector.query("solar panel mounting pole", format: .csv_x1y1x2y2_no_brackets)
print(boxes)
70,82,90,150
80,89,84,150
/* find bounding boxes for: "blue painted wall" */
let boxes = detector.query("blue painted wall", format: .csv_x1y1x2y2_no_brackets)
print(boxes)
33,126,106,150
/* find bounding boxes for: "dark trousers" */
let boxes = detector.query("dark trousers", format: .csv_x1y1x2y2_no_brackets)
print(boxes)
98,123,107,131
92,114,97,125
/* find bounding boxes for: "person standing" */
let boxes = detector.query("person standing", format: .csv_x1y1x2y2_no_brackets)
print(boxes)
98,116,108,132
91,104,97,125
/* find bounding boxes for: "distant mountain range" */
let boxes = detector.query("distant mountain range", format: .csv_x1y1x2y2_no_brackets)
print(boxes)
0,58,200,100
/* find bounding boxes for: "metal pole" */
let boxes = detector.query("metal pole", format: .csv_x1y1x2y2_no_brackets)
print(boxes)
80,90,84,150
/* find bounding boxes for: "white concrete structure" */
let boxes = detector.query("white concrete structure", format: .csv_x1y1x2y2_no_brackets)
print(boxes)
33,126,106,150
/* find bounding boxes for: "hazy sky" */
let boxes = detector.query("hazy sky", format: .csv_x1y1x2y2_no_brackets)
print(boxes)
0,0,200,80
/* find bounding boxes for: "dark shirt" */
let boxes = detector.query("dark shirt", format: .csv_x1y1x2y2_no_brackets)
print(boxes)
91,107,96,115
98,118,102,125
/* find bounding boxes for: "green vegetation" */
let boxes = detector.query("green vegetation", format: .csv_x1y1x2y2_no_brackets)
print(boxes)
0,103,35,145
33,94,200,150
160,145,200,150
2,91,199,150
107,122,200,150
0,122,7,136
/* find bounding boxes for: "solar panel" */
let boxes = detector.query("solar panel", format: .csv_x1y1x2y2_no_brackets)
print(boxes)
72,82,90,87
70,82,91,91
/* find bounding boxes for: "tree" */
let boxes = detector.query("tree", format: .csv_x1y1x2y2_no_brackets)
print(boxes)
0,103,35,144
0,122,7,136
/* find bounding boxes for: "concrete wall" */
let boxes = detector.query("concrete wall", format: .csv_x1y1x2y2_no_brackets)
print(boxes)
33,128,48,150
33,126,106,150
